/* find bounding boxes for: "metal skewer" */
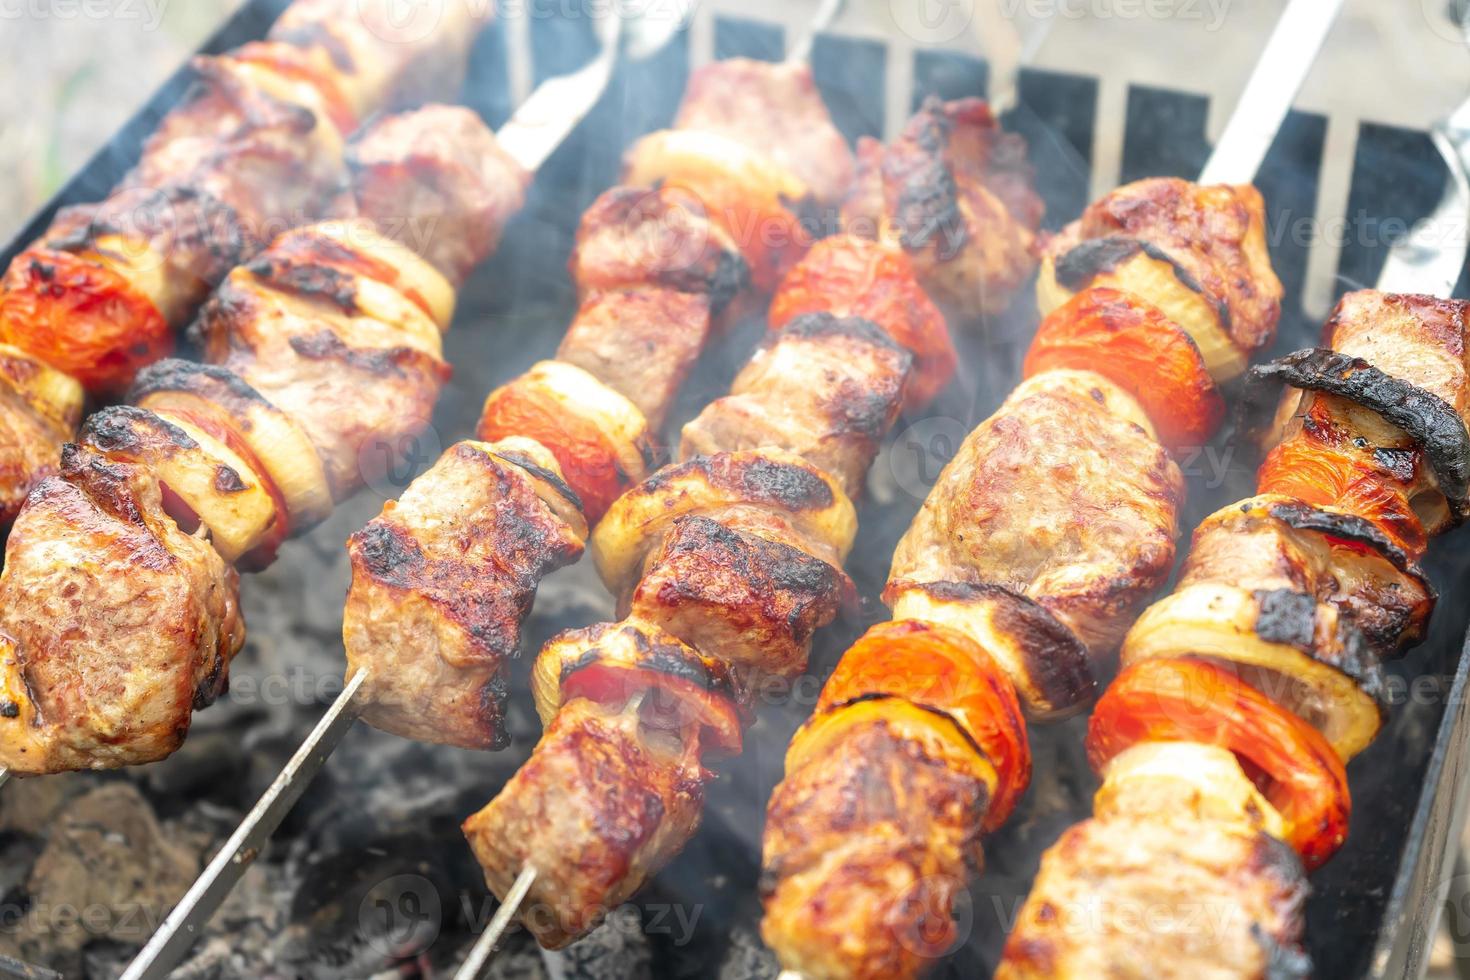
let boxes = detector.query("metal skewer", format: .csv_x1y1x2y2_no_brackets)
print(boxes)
451,0,1351,976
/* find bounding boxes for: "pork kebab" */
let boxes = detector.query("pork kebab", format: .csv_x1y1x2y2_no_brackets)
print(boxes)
994,291,1466,978
755,173,1284,980
392,90,1044,954
0,0,493,527
343,65,1042,756
0,102,528,776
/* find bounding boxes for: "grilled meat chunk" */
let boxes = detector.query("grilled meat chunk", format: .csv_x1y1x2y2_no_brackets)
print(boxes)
860,97,1042,318
1038,178,1280,379
557,287,715,430
0,445,243,774
269,0,491,115
463,696,707,948
680,313,911,499
627,515,846,687
345,438,585,750
889,369,1183,688
193,224,450,501
997,813,1308,980
674,57,854,206
342,104,529,285
128,42,349,236
761,706,991,980
569,185,750,320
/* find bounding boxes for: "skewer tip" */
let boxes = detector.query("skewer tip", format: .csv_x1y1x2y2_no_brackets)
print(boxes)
454,866,538,980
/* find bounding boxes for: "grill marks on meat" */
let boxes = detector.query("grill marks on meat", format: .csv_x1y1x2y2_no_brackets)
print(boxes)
194,225,451,502
345,440,586,750
627,515,847,689
0,446,243,774
680,313,912,499
463,697,707,949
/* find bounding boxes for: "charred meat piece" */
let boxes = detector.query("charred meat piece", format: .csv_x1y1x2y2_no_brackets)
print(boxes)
872,97,1042,318
761,702,992,980
569,184,750,320
626,515,847,688
890,369,1184,682
269,0,492,116
463,696,708,949
0,445,243,774
557,287,715,430
345,438,586,750
680,313,911,500
342,104,529,285
674,57,854,206
193,224,450,501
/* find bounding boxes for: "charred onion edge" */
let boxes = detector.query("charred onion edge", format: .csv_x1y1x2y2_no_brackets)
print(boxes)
490,449,584,515
1246,589,1388,708
1239,348,1470,519
884,578,1098,718
1052,235,1233,335
1265,498,1437,604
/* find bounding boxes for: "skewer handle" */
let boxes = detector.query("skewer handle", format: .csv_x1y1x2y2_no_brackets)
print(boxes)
0,767,10,791
1197,0,1346,186
455,866,539,980
785,0,843,65
120,669,369,980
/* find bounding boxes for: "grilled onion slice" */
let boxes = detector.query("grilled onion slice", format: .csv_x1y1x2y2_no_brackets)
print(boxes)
1036,239,1247,382
132,360,333,532
592,449,857,601
78,406,284,565
1094,741,1287,842
1122,582,1385,761
532,619,743,755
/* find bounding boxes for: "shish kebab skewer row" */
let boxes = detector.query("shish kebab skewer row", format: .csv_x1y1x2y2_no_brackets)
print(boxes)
753,186,1283,980
441,91,1045,961
112,40,917,975
994,312,1470,974
753,5,1353,975
0,101,526,777
0,0,494,527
